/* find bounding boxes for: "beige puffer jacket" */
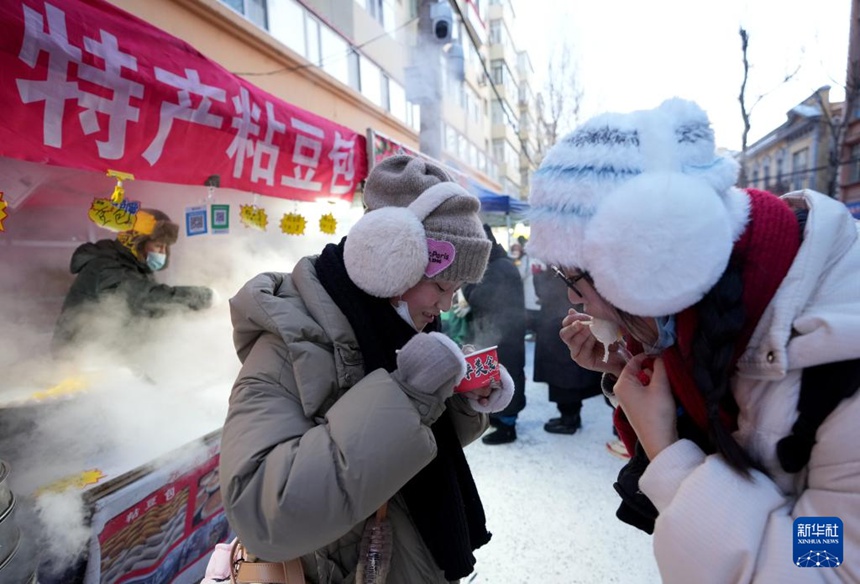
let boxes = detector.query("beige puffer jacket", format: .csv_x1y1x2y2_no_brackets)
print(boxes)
219,257,488,583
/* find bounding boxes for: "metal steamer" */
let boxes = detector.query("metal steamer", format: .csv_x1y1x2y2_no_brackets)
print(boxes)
0,461,37,582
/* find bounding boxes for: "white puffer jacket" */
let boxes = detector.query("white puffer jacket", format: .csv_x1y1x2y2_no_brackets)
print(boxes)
640,190,860,583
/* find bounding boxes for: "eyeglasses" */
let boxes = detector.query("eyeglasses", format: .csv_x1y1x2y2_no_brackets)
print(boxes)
551,265,591,298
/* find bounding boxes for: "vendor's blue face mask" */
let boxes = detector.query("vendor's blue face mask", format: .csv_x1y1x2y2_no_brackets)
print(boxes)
146,251,167,272
645,315,676,355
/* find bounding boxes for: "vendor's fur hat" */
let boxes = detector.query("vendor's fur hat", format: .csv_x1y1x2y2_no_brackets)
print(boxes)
345,155,491,298
527,98,750,317
118,208,179,259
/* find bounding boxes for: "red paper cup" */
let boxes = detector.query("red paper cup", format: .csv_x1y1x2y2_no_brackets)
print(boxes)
454,346,500,393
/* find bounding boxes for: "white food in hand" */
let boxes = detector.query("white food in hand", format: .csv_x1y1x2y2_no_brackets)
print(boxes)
585,318,622,362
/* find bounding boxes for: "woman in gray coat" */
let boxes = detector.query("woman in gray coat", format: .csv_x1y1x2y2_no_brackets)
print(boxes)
220,156,514,583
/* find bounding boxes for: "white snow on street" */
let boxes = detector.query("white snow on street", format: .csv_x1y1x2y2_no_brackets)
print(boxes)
464,341,662,584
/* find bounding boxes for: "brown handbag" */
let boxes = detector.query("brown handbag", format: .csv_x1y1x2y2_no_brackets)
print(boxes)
230,539,305,584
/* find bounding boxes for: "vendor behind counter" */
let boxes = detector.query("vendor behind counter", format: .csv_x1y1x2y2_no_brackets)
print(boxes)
51,208,213,360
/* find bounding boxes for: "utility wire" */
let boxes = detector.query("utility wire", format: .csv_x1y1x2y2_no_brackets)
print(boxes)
232,16,419,77
449,0,536,168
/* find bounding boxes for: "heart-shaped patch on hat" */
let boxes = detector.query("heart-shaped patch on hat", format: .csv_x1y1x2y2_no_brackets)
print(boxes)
425,238,456,277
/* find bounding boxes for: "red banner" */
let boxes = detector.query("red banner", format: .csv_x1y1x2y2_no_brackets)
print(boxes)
0,0,368,201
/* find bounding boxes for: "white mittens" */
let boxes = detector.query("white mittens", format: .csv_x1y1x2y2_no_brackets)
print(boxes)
466,364,514,413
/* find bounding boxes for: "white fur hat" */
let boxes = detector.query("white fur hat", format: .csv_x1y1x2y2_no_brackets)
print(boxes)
527,98,750,317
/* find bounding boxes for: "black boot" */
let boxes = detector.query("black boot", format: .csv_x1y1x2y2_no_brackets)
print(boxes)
482,423,517,445
544,413,581,434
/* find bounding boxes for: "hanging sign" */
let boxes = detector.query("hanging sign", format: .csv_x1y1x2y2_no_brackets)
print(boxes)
319,212,337,235
88,198,137,232
0,0,368,201
280,212,306,236
211,204,230,234
185,205,208,236
239,204,268,231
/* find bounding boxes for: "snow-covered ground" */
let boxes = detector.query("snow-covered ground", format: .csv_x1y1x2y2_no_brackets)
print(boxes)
464,341,662,584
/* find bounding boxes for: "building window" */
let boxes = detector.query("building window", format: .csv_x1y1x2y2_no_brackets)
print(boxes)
389,79,407,123
489,21,501,44
492,138,504,165
320,25,349,84
491,99,504,125
268,0,305,56
381,74,391,112
306,15,321,65
363,0,396,32
219,0,268,29
359,55,383,107
763,164,770,189
792,148,808,191
491,60,504,85
347,49,361,90
446,125,458,155
850,143,860,183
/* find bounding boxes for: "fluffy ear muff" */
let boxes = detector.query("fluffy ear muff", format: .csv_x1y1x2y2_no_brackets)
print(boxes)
583,172,736,317
344,182,464,298
344,206,428,298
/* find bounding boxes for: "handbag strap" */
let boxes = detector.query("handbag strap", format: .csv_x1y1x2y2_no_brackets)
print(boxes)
231,539,306,584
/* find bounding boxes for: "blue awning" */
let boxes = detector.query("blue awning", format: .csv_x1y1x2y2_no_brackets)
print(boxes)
467,179,529,224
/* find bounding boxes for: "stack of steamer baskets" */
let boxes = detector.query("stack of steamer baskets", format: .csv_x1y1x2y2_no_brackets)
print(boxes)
0,461,37,583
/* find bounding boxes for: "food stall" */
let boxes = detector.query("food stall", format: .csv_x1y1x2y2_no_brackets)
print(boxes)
0,0,368,582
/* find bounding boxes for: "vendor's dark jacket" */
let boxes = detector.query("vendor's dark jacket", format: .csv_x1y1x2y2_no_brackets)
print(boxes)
52,239,211,352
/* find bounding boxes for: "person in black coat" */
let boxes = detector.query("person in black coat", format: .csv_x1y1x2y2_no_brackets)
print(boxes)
532,264,602,433
462,225,526,444
52,208,213,358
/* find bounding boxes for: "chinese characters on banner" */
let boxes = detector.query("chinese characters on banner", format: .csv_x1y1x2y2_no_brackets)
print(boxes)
0,0,368,202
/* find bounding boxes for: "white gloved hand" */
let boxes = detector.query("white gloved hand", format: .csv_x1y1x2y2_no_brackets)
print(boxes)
466,364,514,414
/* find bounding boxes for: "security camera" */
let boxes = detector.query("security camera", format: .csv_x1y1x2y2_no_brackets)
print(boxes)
430,2,453,43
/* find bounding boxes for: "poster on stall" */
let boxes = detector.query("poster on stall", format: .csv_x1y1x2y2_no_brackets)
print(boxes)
0,0,368,202
85,438,230,584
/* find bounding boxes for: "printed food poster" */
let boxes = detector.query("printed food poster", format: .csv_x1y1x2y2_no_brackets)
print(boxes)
94,453,230,584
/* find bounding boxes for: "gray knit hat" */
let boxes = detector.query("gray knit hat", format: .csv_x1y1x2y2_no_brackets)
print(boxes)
344,155,491,298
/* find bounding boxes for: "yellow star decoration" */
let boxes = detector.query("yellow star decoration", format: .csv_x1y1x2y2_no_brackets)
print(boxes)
319,213,337,235
280,212,307,236
37,468,106,496
239,204,268,231
0,191,8,232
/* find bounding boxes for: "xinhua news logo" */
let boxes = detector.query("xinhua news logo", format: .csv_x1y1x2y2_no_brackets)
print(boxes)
794,516,843,568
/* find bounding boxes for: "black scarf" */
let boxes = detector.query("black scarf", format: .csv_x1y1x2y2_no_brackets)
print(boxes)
315,239,491,580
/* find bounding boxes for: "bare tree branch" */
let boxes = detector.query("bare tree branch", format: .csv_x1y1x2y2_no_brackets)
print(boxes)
738,27,802,189
738,27,751,187
537,44,583,151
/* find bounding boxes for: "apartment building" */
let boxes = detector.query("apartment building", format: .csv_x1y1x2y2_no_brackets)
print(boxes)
743,87,841,196
839,0,860,215
114,0,539,197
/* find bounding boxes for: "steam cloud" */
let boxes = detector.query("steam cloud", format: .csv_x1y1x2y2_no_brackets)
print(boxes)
0,186,361,576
